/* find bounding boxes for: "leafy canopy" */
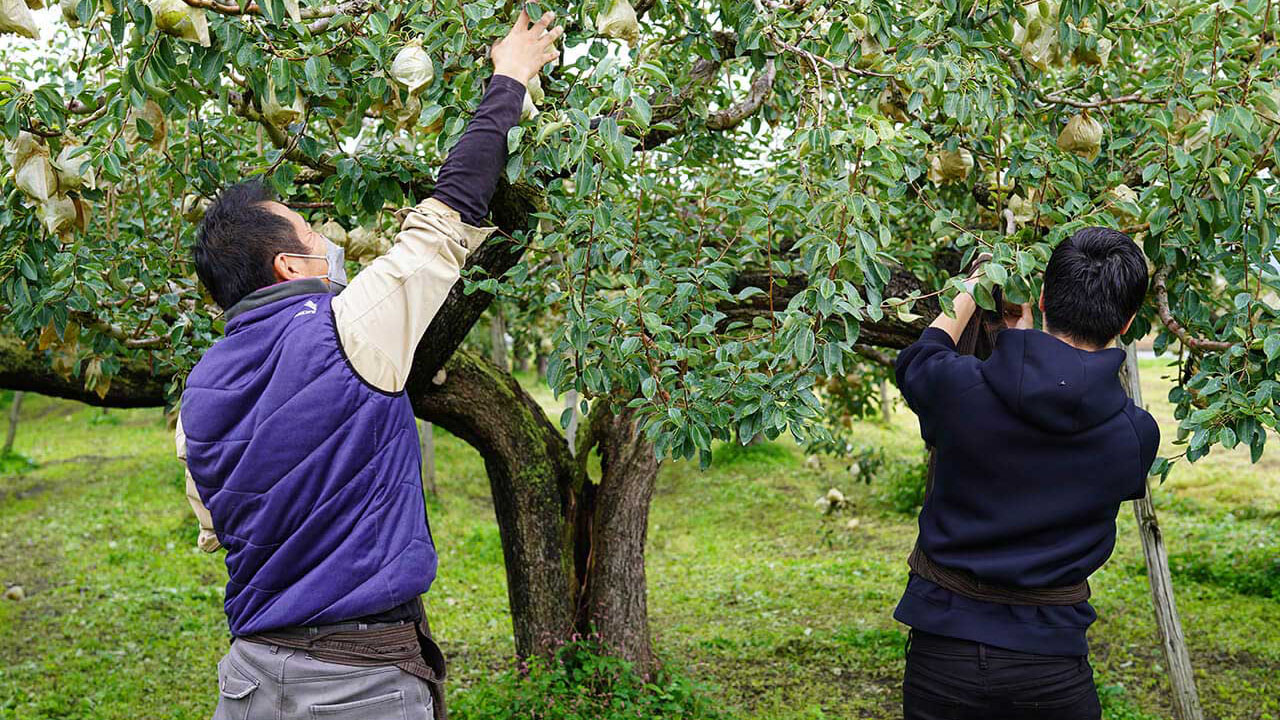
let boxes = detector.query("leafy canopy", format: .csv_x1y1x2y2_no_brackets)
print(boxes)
1,0,1277,470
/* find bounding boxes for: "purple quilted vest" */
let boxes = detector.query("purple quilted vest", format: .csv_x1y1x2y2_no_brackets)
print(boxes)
181,287,436,636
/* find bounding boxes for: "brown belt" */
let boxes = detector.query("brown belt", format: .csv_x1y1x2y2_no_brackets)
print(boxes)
908,543,1091,606
243,618,448,719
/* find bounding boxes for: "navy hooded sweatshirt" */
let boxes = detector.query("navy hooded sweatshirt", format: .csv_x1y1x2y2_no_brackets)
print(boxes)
893,327,1160,656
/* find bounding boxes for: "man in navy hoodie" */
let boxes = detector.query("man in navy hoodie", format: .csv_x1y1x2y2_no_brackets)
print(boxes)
894,227,1160,719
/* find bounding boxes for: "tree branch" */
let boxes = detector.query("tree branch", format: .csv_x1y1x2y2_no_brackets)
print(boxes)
70,311,168,349
229,90,337,175
852,343,895,368
1041,92,1166,109
0,335,167,408
183,0,346,20
1153,268,1234,352
706,59,777,131
718,267,935,350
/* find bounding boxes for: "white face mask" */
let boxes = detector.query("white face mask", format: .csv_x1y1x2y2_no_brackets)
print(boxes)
280,239,348,292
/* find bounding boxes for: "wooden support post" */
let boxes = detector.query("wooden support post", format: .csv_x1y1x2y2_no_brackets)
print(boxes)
4,391,23,455
419,420,438,497
879,377,892,422
1121,342,1203,720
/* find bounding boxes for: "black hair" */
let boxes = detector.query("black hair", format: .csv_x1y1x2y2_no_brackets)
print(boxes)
1042,227,1149,348
194,181,306,310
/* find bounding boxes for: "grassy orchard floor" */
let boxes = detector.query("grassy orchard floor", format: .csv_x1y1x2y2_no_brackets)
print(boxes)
0,358,1277,720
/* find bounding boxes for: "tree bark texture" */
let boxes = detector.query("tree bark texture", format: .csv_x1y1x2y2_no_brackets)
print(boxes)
489,310,508,371
575,405,660,677
408,349,581,660
4,391,23,455
536,353,549,383
410,354,661,673
419,420,438,497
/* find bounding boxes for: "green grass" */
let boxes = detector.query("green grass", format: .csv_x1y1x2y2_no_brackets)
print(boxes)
1,367,1278,720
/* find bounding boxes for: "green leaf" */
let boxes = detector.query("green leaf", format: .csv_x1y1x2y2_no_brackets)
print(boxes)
795,327,815,365
1265,334,1280,362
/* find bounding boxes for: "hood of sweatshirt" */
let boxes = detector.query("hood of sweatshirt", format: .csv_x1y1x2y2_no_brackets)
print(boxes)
978,329,1129,434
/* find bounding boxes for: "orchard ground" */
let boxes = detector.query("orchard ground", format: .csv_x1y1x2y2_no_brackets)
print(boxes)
0,358,1277,720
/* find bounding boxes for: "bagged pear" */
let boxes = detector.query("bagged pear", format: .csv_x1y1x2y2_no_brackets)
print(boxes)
6,132,57,201
521,90,539,121
1008,188,1041,225
125,100,167,150
1013,0,1060,71
0,0,39,39
146,0,209,46
60,0,80,26
927,148,973,184
1107,184,1139,218
393,94,421,133
316,219,348,246
856,35,883,69
4,130,42,169
1072,36,1112,68
527,74,545,104
877,86,909,123
1056,113,1103,160
390,38,434,95
263,80,306,128
1067,17,1111,68
1181,110,1213,151
345,226,388,262
41,195,83,237
53,145,95,191
595,0,639,46
181,193,210,222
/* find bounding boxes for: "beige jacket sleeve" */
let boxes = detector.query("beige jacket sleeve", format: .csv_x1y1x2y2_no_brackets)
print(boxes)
331,197,495,393
175,415,222,553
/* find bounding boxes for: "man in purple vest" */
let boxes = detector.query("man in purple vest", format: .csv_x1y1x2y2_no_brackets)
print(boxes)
174,11,562,719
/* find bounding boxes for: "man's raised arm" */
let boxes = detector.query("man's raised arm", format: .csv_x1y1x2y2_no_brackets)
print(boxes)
332,9,562,393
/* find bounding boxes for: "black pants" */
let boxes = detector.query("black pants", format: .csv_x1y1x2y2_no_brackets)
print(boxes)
903,629,1101,720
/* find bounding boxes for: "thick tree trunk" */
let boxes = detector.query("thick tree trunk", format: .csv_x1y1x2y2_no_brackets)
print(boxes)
489,310,508,371
536,353,549,383
879,377,892,422
408,349,582,660
575,406,660,678
4,391,23,455
419,420,438,497
410,354,660,673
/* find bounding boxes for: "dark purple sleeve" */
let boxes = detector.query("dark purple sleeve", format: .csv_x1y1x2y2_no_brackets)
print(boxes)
429,74,527,226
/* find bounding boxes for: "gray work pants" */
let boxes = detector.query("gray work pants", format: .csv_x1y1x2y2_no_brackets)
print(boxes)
213,638,435,720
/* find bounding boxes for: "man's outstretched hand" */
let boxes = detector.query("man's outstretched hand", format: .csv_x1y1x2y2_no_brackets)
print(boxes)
492,8,564,86
1004,301,1035,330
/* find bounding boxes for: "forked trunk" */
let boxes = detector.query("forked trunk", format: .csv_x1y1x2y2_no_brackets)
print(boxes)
574,406,659,677
409,354,659,675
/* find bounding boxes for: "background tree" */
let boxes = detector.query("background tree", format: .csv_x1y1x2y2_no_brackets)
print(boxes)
2,0,1278,679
